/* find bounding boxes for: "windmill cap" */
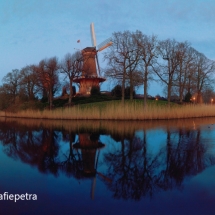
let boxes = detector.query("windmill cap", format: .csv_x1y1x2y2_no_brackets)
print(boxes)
82,47,97,52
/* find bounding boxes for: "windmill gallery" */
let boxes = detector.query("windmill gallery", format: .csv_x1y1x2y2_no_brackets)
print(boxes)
74,23,113,95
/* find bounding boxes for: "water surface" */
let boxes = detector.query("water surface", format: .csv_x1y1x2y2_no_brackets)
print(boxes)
0,118,215,215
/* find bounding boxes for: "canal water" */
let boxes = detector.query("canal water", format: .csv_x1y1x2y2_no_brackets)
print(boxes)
0,118,215,215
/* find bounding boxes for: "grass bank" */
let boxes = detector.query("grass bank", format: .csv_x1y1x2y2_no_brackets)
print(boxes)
0,100,215,120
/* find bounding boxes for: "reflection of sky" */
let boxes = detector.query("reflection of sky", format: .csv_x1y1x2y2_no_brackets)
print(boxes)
150,167,215,215
1,0,215,96
136,128,167,155
200,124,215,154
1,123,215,214
97,135,119,174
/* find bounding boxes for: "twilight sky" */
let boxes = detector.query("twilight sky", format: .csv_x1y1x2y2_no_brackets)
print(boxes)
0,0,215,96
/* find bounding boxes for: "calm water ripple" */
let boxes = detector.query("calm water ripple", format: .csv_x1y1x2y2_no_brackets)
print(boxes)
0,118,215,215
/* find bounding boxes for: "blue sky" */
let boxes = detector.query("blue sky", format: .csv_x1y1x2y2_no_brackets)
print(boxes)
0,0,215,96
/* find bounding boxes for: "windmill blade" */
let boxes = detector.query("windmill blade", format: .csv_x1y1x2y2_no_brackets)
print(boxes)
97,37,113,52
95,53,101,76
91,176,97,200
90,23,97,47
97,172,112,183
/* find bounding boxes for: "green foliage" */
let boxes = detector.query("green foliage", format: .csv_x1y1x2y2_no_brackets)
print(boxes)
53,99,69,107
184,92,192,102
73,94,113,105
111,85,136,98
90,86,100,96
0,96,10,110
111,85,122,97
125,86,135,98
41,97,48,103
20,101,46,111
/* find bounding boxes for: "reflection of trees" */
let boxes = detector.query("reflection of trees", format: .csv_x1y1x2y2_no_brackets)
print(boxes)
0,122,104,179
103,127,215,200
103,130,160,200
60,131,83,178
157,128,213,191
37,129,60,175
1,120,215,201
0,121,60,176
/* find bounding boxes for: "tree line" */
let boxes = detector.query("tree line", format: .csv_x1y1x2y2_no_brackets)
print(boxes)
1,119,214,199
0,52,83,110
1,30,215,110
104,30,215,106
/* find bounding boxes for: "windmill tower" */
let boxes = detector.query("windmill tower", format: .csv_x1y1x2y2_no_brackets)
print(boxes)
74,23,112,95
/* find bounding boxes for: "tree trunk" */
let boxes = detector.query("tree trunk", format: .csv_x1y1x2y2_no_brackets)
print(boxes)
68,79,73,106
179,71,183,103
130,73,133,100
49,88,53,109
121,69,126,104
197,90,201,103
179,87,183,103
144,67,148,108
167,83,171,106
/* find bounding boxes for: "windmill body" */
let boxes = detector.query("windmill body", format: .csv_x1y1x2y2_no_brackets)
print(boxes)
73,133,105,176
74,23,112,95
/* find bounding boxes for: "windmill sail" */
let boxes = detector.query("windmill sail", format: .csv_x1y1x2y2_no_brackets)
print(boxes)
95,53,101,76
90,23,113,77
90,23,96,47
97,37,113,52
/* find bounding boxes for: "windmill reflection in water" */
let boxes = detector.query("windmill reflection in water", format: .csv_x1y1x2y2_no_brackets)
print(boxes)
72,132,111,199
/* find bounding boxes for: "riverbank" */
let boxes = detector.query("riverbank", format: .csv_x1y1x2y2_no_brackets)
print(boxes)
0,102,215,120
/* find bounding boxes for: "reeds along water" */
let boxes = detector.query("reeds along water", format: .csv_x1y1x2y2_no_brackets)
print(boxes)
0,116,215,136
1,103,215,120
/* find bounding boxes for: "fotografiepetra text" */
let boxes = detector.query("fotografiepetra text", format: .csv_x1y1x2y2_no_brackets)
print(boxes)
0,192,37,202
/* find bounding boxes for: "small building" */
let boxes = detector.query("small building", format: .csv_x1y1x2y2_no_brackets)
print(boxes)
73,47,106,95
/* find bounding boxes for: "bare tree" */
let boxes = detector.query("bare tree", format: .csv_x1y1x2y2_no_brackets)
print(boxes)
2,69,21,104
202,85,215,103
154,39,181,105
173,42,194,103
0,84,11,109
60,51,82,105
34,57,59,109
104,31,141,102
19,65,40,101
134,31,159,107
192,51,215,103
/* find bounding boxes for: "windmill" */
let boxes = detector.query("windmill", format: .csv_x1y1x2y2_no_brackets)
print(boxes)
90,22,113,76
72,132,112,199
74,23,113,95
